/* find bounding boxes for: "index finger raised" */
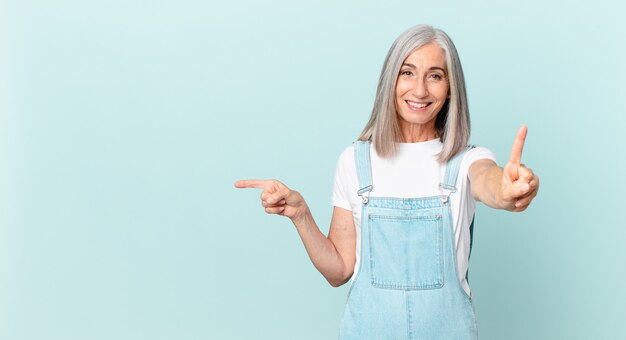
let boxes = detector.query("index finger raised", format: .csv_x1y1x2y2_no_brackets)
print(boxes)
234,179,269,189
509,125,528,164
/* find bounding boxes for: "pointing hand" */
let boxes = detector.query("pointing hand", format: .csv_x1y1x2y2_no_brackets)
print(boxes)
234,179,308,221
499,126,540,211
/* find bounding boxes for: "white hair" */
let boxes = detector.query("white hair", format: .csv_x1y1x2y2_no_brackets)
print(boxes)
358,24,470,163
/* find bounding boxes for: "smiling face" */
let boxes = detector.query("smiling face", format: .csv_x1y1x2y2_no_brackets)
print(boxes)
395,43,449,142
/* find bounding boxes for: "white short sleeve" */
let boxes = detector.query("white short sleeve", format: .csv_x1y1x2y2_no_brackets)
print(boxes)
332,145,357,212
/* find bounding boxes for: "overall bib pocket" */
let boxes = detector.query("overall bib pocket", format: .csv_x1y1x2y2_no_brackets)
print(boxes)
368,214,443,290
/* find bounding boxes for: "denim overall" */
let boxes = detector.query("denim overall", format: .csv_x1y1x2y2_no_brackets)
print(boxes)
339,141,478,340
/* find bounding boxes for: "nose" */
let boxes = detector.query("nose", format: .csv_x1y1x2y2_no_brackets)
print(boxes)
411,78,429,98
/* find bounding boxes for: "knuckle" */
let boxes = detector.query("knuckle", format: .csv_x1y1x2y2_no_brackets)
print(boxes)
271,178,284,187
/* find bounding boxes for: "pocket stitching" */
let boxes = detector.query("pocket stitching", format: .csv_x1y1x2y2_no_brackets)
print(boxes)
368,214,444,290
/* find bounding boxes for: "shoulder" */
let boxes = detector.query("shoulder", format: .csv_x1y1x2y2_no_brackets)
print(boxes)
459,145,497,176
332,144,360,203
464,145,496,164
337,144,355,164
334,144,359,175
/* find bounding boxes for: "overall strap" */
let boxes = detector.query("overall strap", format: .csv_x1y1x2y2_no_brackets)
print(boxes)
441,145,477,285
440,145,475,203
441,145,477,284
354,141,373,204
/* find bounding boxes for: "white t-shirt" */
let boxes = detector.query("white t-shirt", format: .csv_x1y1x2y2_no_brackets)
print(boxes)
332,139,496,296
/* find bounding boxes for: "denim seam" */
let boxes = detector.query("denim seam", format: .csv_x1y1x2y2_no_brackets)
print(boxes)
406,290,412,340
368,214,442,221
345,207,368,302
446,198,474,303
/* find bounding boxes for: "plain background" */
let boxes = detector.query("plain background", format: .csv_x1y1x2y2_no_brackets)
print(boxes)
1,0,625,339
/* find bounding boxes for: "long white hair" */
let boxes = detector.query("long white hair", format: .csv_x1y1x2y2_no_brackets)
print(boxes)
358,24,470,163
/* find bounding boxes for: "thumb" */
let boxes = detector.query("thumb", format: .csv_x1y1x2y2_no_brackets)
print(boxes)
506,180,530,199
504,162,520,183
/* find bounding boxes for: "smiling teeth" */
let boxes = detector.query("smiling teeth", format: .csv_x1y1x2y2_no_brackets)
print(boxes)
408,101,428,108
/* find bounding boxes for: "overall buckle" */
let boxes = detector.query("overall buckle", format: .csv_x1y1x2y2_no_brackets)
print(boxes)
357,185,373,205
439,183,457,204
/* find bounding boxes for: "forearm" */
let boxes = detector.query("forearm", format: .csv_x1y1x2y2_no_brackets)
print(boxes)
291,209,352,287
472,165,507,209
234,179,355,286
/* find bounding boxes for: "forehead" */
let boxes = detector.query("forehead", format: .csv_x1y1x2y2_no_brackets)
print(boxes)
402,43,447,68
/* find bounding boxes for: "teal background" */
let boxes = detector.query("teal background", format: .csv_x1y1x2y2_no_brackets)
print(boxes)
1,0,624,339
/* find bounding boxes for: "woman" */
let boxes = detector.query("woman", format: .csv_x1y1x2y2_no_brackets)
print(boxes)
235,24,539,339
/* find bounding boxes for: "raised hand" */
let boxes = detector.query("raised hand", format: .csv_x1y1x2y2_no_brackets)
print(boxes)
499,126,539,211
234,179,309,221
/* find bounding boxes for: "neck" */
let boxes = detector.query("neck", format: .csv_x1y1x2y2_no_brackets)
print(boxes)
399,123,438,143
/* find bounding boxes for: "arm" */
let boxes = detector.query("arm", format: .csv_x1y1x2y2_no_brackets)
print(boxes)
234,179,356,287
468,126,539,212
294,206,356,287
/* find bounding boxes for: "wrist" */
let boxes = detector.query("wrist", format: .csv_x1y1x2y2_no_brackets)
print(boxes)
494,191,507,210
291,205,311,227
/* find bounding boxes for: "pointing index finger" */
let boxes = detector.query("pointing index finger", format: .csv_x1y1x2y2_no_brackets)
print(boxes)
234,179,268,189
509,125,528,164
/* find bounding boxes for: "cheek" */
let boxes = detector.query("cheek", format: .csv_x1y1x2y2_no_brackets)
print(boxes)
434,86,449,101
395,79,411,97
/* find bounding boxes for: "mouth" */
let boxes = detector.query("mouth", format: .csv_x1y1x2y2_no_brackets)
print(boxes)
405,100,431,110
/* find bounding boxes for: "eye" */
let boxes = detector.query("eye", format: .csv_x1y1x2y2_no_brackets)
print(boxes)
429,73,444,80
400,70,413,76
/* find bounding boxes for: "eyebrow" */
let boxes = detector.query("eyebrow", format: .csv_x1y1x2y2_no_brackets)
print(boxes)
401,63,446,72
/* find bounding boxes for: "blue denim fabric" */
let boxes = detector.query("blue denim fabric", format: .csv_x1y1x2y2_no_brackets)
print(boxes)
339,142,478,340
